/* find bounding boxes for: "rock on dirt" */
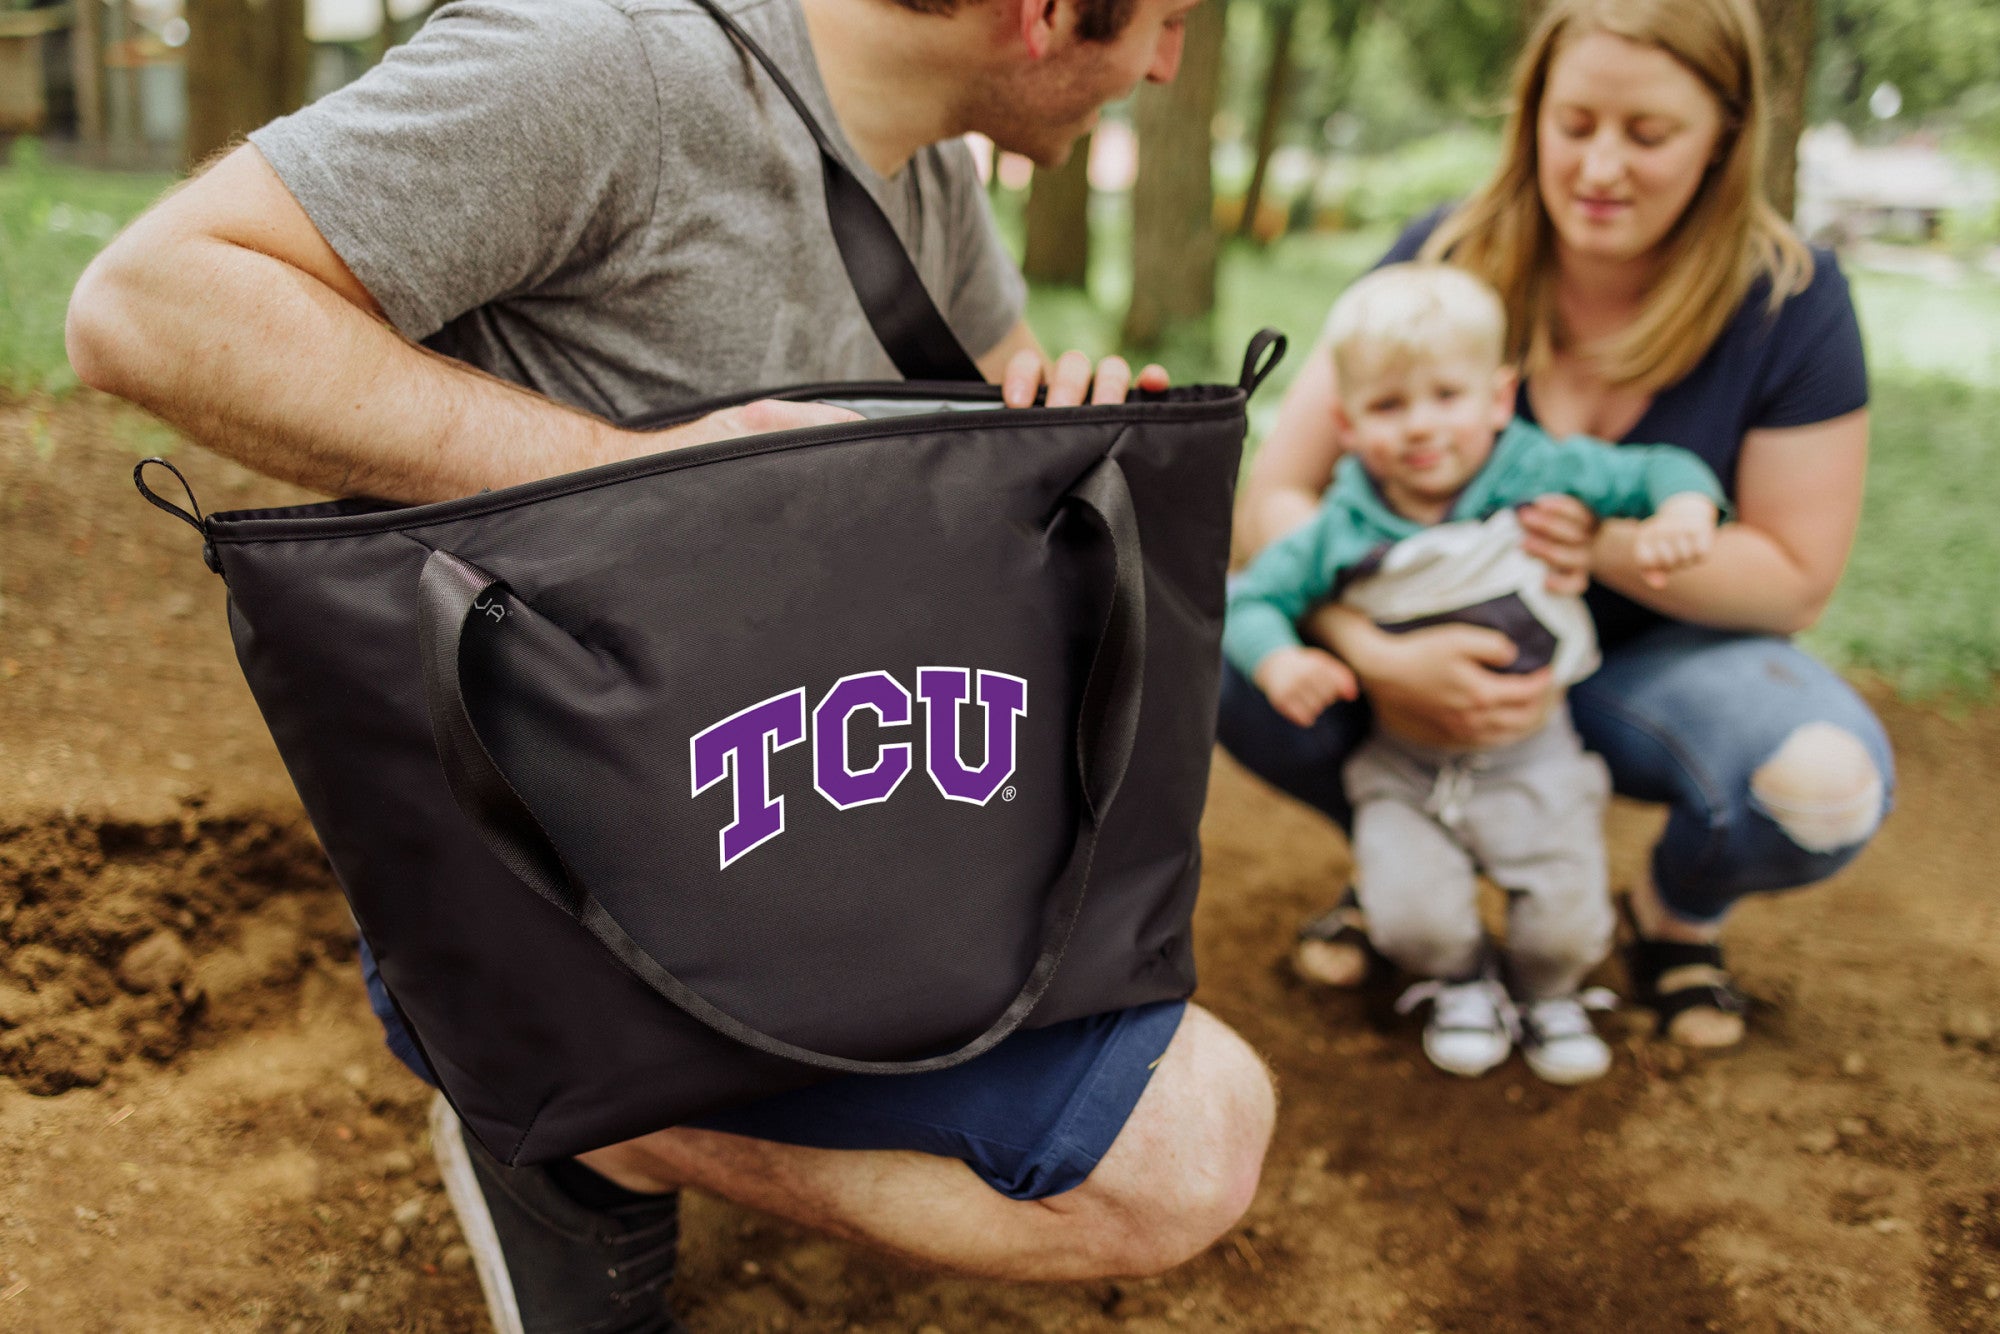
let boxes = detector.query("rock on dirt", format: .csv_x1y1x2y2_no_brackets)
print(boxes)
117,931,192,994
0,980,38,1028
1943,1007,1995,1048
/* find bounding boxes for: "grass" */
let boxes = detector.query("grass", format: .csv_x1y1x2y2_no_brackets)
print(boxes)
0,139,174,397
3,149,1993,697
1802,374,2000,698
1847,266,2000,388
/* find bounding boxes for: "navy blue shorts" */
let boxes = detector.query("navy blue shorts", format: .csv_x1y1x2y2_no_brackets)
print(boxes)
361,942,1182,1200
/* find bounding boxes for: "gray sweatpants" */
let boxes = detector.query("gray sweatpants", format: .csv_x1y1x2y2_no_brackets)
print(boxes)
1343,710,1614,1000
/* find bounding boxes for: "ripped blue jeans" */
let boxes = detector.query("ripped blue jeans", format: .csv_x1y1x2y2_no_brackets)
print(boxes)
1216,622,1895,926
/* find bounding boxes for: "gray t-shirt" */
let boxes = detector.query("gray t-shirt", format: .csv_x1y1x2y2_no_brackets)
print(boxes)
249,0,1025,421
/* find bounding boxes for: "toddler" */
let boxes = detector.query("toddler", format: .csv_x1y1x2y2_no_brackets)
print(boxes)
1224,263,1725,1083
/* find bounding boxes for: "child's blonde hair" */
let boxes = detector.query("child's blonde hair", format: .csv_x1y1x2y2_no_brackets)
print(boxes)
1324,262,1508,394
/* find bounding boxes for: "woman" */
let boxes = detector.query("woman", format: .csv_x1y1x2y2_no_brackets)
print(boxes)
1221,0,1892,1048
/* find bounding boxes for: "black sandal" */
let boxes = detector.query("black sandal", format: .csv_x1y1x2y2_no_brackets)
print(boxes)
1294,886,1382,984
1618,897,1747,1036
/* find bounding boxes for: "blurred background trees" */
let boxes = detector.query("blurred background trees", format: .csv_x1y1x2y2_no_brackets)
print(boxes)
2,0,1996,688
1121,0,1227,359
182,0,310,167
3,0,1997,387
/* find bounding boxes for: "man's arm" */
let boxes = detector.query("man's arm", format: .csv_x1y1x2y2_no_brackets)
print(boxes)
66,146,849,504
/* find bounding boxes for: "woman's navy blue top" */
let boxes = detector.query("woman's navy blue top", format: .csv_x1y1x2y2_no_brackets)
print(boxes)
1379,210,1869,647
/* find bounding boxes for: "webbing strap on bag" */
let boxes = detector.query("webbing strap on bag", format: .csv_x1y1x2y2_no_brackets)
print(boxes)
416,455,1147,1075
691,0,983,383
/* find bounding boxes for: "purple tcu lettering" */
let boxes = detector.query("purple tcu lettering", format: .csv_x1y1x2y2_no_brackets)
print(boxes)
689,688,806,869
812,671,913,810
917,668,1029,805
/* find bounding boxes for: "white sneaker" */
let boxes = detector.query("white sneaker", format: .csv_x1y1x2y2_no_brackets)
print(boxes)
1397,975,1516,1078
1518,989,1618,1084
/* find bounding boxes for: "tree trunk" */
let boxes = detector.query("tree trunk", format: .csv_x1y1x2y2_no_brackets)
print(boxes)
1022,131,1092,288
1121,0,1227,357
1237,3,1297,243
70,0,104,146
1756,0,1815,218
183,0,311,169
371,0,395,67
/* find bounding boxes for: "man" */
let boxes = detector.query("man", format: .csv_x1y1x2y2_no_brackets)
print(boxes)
67,0,1275,1327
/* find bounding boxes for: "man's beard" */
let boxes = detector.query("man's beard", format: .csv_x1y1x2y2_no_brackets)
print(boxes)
960,68,1105,168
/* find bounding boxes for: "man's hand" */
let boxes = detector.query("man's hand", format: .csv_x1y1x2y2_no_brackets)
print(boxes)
1630,493,1720,589
1517,494,1600,596
1252,646,1359,728
647,399,863,453
1001,348,1170,408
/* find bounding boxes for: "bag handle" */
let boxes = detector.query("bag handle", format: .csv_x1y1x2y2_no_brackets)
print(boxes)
415,455,1146,1075
690,0,983,383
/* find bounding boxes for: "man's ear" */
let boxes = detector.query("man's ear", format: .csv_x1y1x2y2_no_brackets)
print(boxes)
1019,0,1062,59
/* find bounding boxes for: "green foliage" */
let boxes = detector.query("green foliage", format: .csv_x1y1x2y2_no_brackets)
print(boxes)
1380,0,1520,113
1221,0,1522,169
1814,0,2000,144
1319,18,1457,151
0,140,173,397
1315,128,1499,230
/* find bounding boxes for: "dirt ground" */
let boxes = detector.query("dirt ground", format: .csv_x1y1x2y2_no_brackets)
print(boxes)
2,395,1998,1334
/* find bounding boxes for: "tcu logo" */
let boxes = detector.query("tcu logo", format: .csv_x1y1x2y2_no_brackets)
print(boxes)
690,668,1028,869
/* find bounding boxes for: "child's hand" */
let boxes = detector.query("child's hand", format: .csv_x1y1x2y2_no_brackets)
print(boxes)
1632,494,1719,589
1253,647,1359,728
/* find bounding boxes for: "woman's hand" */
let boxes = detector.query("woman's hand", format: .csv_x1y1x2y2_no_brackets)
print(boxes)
1517,494,1601,596
1309,605,1561,749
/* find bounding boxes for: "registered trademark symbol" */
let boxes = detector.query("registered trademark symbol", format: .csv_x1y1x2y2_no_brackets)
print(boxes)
1002,786,1017,802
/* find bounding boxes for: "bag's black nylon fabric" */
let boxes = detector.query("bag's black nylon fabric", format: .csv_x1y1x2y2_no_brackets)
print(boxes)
204,391,1246,1163
415,453,1146,1075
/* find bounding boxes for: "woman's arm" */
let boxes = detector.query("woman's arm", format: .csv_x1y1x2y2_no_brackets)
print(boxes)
1310,606,1560,749
1236,346,1344,556
1589,408,1868,634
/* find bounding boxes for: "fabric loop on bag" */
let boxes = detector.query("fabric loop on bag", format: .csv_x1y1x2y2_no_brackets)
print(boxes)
1238,328,1289,398
134,456,224,575
414,452,1147,1076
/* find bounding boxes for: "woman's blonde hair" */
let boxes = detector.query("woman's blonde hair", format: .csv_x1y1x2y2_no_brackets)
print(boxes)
1419,0,1812,392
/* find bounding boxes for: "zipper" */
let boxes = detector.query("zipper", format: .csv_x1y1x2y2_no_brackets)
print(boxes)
206,389,1247,544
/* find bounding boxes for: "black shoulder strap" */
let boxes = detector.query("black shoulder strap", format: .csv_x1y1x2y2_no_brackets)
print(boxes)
690,0,984,383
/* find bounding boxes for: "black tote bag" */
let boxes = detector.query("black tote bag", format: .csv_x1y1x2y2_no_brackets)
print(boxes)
133,0,1289,1164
